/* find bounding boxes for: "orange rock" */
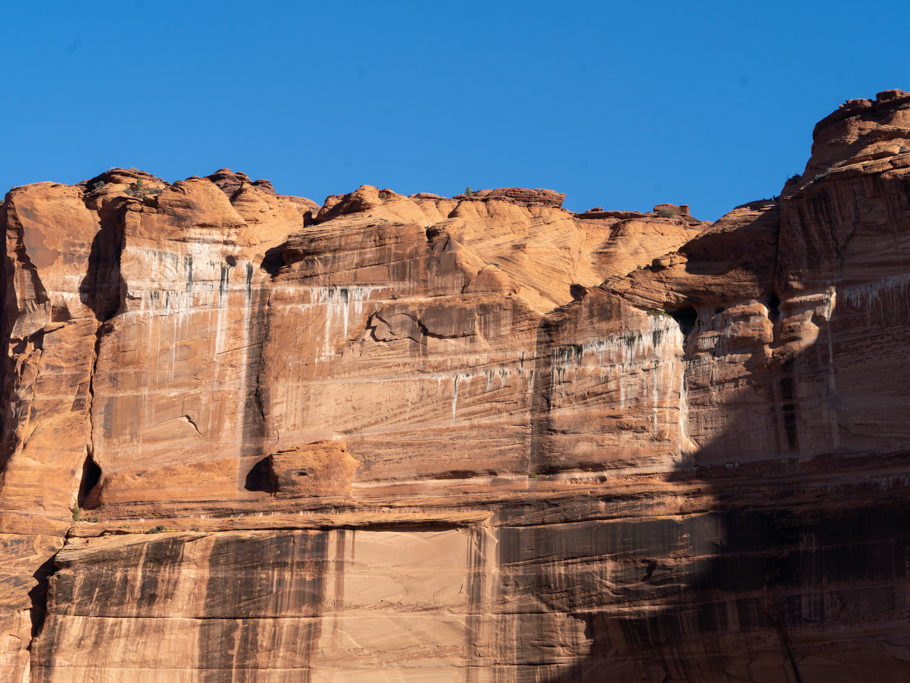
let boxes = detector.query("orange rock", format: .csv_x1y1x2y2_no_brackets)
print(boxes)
257,441,359,497
4,92,910,679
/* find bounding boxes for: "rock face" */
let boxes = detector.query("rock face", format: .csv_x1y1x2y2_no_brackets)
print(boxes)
2,91,910,680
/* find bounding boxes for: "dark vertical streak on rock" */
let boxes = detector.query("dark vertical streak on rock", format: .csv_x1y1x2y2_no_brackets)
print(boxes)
465,527,485,683
197,531,328,680
238,266,271,495
779,364,799,451
495,521,530,679
333,529,345,612
329,529,346,659
528,317,556,476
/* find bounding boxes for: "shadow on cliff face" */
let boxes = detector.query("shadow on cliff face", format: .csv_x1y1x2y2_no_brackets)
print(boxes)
78,199,127,322
510,196,910,681
562,491,910,681
27,557,56,640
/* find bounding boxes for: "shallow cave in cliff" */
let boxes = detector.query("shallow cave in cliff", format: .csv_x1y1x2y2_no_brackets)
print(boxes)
77,453,102,509
669,305,698,338
767,293,781,323
245,456,278,494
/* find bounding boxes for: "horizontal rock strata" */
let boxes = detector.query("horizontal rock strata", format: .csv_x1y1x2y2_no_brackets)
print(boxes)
2,91,910,680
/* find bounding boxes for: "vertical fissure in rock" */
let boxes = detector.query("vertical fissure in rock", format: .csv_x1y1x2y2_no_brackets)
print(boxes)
769,614,804,683
85,319,113,487
78,200,126,497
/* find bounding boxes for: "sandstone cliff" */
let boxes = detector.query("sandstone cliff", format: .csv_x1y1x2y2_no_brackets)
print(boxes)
2,91,910,681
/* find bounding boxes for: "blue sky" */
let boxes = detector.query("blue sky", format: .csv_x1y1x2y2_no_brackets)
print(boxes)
2,1,908,221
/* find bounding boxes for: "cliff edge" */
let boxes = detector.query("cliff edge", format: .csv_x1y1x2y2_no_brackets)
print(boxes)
2,91,910,681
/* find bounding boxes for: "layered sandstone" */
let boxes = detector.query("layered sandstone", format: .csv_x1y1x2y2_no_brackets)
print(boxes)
2,91,910,681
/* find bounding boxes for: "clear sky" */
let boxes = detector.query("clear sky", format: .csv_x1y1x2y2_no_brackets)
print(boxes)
2,1,909,221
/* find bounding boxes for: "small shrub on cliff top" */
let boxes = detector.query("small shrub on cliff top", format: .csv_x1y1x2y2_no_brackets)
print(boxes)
656,208,676,218
378,190,391,200
91,180,106,191
125,179,149,198
464,186,474,197
68,506,98,523
145,525,165,534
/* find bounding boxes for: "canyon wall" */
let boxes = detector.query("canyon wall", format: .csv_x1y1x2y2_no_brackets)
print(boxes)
2,90,910,681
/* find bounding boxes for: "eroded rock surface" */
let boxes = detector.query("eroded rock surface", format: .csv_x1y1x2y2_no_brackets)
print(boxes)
2,91,910,681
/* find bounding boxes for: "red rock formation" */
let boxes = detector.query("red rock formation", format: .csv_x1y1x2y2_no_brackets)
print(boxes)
2,92,910,680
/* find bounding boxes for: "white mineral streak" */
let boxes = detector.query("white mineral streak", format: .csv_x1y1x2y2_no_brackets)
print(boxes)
547,315,688,448
275,287,377,362
452,374,459,422
837,272,910,323
319,287,374,360
822,287,840,450
122,244,254,450
679,371,691,456
451,372,476,423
